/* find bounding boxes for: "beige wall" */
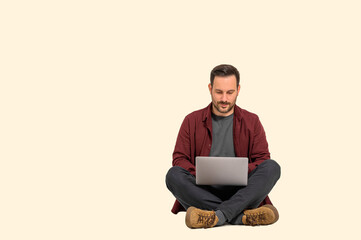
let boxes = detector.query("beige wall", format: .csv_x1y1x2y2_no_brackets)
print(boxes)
1,1,360,239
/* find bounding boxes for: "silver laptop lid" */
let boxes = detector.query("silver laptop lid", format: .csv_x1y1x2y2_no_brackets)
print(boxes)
196,156,248,186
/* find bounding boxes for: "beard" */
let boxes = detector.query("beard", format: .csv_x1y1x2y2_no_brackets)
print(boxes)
212,99,236,115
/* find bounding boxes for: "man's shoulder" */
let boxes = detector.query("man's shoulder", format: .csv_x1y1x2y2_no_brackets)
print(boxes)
234,105,259,120
186,105,210,117
188,106,208,116
184,104,210,120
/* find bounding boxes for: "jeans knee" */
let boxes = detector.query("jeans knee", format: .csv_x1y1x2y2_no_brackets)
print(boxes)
165,166,183,190
263,159,281,180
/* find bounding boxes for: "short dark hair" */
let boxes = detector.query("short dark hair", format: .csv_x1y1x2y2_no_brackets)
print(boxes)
210,64,240,87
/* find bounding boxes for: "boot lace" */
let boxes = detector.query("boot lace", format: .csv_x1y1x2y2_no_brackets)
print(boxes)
197,212,216,228
246,212,266,226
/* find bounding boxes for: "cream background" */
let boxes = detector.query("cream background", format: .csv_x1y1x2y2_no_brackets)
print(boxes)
1,0,360,239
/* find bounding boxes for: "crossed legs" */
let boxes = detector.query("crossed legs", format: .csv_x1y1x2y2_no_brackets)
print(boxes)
166,159,281,225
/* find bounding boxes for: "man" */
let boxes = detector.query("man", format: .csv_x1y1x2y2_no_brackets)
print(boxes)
166,64,281,228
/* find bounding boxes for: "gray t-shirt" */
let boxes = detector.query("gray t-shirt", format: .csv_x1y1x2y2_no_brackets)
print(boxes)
209,113,235,157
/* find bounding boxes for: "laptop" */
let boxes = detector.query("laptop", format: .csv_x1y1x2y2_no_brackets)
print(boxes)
196,156,248,186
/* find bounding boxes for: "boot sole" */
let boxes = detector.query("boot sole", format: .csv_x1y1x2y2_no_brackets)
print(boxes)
262,204,279,223
185,207,196,228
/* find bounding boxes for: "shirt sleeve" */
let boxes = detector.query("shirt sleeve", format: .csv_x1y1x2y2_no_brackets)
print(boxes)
248,116,271,172
172,116,196,175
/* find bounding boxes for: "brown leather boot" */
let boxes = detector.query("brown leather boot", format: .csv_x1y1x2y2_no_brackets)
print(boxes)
242,204,279,226
185,207,219,229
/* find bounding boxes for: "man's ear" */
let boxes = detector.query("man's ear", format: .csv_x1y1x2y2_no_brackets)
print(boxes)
237,84,241,95
208,83,212,94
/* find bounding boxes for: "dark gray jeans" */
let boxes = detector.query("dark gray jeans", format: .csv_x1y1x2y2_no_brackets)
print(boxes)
166,159,281,224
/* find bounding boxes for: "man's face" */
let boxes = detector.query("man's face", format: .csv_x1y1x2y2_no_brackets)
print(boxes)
208,75,240,116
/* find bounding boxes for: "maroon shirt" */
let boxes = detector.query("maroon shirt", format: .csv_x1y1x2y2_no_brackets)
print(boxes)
171,103,272,214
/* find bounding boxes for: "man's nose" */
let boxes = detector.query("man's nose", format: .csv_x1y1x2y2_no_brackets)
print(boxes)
221,93,227,102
